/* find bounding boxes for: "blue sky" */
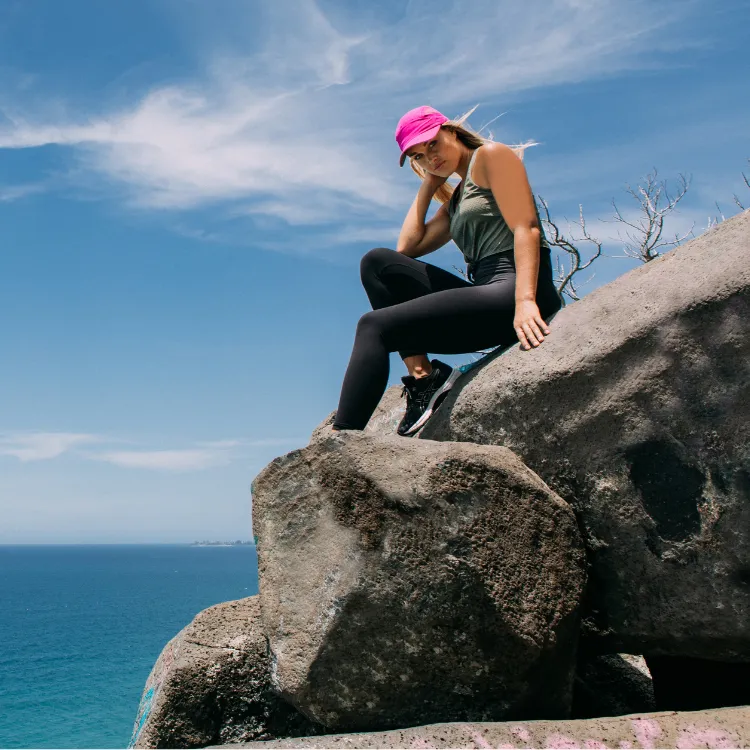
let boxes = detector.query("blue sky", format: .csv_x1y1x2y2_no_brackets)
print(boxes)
1,0,748,543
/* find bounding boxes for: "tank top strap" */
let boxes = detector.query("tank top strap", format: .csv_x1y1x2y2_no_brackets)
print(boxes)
451,148,483,213
465,147,482,187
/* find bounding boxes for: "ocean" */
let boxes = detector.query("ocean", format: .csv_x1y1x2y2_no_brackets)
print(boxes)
0,544,259,749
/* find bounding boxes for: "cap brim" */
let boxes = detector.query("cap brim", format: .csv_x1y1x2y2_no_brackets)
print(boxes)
398,123,444,167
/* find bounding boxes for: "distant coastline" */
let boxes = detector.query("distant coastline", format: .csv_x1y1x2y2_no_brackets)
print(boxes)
190,540,254,547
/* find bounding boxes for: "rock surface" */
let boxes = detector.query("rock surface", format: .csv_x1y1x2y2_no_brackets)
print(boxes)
573,653,655,719
309,386,404,444
251,433,586,732
420,211,750,660
130,597,320,748
135,215,750,744
212,705,750,748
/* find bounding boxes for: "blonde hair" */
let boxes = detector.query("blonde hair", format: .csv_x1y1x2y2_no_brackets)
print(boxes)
407,106,537,205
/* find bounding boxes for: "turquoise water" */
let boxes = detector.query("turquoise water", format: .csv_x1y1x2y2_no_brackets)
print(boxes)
0,545,259,749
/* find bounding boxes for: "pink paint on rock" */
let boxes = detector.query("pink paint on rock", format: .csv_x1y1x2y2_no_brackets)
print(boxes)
631,718,662,748
618,743,633,749
676,727,735,749
544,734,581,749
584,741,610,749
471,730,495,748
511,726,532,742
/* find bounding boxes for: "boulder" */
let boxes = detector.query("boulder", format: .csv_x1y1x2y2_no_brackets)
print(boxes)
309,386,404,443
130,597,320,748
360,384,406,436
572,653,655,719
420,211,750,661
251,432,586,732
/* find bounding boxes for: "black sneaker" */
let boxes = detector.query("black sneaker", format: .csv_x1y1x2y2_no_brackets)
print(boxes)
396,359,460,437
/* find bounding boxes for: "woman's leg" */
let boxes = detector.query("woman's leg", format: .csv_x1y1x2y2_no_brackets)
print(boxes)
334,248,560,431
333,279,517,430
360,247,473,311
359,248,473,378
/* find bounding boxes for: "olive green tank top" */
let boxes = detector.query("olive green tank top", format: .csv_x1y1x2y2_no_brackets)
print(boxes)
447,146,549,264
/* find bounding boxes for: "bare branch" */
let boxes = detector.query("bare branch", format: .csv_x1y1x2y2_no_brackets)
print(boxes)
537,195,603,304
610,169,691,263
452,264,469,280
737,159,750,210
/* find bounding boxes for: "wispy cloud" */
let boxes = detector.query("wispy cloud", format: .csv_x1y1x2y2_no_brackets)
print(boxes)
320,223,401,246
0,432,101,461
0,0,702,227
0,431,300,470
238,438,305,448
0,181,45,202
91,448,232,472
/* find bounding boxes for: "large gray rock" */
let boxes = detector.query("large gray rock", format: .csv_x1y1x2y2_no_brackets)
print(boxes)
420,210,750,660
572,653,655,719
212,705,750,749
251,433,586,732
130,597,320,748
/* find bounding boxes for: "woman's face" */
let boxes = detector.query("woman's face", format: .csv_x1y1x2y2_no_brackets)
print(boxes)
406,128,461,177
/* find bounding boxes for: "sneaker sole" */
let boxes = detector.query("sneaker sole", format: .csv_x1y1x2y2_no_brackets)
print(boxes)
402,368,461,436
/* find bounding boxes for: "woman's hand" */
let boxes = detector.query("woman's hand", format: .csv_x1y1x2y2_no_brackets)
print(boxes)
421,171,448,196
397,171,452,257
514,299,550,350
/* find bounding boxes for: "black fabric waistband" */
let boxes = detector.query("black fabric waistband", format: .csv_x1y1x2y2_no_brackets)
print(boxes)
468,246,552,286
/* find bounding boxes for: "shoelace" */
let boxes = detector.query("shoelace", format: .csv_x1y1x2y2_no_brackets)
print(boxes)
401,378,433,409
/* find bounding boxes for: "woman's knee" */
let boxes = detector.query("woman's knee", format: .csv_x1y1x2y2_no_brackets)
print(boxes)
355,309,382,337
357,309,400,350
356,309,403,355
360,247,398,284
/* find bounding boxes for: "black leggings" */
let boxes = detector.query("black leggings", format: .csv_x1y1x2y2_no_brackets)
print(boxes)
333,247,561,430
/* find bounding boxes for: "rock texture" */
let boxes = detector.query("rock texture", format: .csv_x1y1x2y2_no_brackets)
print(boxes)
251,433,586,732
136,215,750,746
420,211,750,661
573,653,655,719
130,597,320,748
213,705,750,749
309,385,404,444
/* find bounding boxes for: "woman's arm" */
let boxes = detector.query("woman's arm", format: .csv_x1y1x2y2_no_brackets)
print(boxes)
481,142,551,350
397,175,452,258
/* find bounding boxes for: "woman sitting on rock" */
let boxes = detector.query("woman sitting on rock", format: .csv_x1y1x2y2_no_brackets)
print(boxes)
332,105,561,436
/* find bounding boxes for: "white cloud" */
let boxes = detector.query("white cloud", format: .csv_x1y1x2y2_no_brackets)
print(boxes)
242,437,305,448
321,223,401,246
92,448,231,472
90,435,301,471
194,439,243,449
0,432,101,461
0,0,701,226
0,430,299,470
0,181,45,201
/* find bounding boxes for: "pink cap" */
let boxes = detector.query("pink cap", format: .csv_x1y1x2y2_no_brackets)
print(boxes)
395,105,449,166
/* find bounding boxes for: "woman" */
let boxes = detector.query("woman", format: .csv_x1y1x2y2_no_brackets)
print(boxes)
332,105,561,436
